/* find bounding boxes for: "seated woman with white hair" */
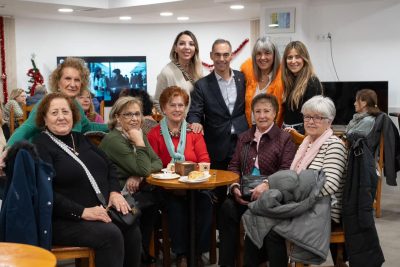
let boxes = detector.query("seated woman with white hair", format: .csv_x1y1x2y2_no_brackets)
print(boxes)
243,95,348,266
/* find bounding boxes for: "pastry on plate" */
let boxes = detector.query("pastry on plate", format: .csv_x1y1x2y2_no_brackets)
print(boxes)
188,171,204,180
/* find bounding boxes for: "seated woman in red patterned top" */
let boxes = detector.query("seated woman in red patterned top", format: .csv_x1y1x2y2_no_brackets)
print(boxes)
147,86,211,267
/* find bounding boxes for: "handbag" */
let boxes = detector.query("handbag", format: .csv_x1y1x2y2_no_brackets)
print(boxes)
240,143,268,201
44,131,140,226
107,193,141,226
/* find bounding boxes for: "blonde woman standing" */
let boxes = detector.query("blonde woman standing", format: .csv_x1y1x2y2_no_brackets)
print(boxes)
154,30,203,111
282,41,323,134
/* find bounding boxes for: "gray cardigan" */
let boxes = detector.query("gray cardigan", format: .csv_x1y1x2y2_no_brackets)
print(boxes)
242,169,331,265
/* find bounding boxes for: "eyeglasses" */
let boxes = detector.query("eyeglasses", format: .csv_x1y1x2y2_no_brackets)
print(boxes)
168,103,185,109
303,115,328,123
121,112,141,119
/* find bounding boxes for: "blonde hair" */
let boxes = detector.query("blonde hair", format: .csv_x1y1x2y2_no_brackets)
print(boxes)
108,96,143,130
77,88,97,121
169,30,203,82
49,57,90,93
282,41,320,109
9,88,26,100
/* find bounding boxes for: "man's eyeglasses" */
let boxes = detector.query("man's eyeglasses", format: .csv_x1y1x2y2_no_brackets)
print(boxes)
121,112,141,119
303,115,328,123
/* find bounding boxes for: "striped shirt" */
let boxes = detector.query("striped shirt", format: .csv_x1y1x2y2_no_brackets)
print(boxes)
307,136,348,223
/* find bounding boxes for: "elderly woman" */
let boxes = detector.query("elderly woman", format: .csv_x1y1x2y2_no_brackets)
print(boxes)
2,88,27,129
241,37,284,126
346,89,380,138
154,30,203,111
282,41,323,134
76,88,104,123
243,95,348,266
218,94,297,267
119,89,158,135
32,93,141,267
147,86,210,267
7,57,107,147
99,96,162,264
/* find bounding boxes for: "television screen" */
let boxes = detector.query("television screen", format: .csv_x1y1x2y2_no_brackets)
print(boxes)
57,56,147,106
322,81,388,125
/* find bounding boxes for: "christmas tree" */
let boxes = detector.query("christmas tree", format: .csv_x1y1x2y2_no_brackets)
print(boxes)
27,54,44,96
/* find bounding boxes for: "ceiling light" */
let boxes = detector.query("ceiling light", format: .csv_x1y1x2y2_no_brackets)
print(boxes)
160,12,173,16
58,8,73,13
230,5,244,10
177,16,189,21
119,16,132,20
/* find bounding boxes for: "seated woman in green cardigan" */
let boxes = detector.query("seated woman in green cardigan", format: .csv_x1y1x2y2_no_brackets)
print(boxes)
7,57,108,147
99,96,163,264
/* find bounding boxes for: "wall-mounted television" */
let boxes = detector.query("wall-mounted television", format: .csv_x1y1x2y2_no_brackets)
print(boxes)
322,81,388,125
57,56,147,106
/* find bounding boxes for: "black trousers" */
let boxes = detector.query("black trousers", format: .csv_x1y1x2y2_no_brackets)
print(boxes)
243,230,288,267
218,197,248,266
134,189,160,256
211,133,238,230
53,219,141,267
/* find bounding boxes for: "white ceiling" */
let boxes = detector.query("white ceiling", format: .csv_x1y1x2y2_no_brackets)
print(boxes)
0,0,269,24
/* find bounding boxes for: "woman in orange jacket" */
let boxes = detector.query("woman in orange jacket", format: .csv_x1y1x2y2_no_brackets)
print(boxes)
241,37,284,127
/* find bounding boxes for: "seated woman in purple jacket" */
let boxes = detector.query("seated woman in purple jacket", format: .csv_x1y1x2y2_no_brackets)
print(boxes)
218,94,297,267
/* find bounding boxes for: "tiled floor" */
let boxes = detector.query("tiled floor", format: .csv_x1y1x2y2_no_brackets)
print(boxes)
34,178,400,266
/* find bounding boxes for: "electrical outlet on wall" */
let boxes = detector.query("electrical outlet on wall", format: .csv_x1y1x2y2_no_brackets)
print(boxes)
317,32,332,41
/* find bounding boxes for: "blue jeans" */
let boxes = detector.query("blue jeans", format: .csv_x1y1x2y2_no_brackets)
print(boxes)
164,190,213,255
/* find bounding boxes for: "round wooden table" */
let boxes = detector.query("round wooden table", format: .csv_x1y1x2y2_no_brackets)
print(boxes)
147,169,239,267
0,242,56,267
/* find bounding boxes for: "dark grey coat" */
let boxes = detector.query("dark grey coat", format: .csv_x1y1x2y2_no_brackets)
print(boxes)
242,169,331,265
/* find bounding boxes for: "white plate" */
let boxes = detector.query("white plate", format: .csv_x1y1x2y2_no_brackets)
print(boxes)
152,173,180,180
178,174,211,183
161,168,174,173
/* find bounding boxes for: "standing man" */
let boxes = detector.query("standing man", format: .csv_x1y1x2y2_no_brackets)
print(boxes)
188,39,248,217
188,38,248,170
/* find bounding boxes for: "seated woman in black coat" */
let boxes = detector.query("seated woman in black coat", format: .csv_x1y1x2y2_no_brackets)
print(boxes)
32,93,141,267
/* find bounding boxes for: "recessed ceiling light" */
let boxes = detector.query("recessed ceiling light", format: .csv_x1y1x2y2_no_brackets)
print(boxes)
230,5,244,10
177,16,189,21
160,12,173,17
58,8,73,13
119,16,132,20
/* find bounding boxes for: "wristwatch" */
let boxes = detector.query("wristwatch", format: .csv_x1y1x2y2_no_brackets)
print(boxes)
262,179,269,185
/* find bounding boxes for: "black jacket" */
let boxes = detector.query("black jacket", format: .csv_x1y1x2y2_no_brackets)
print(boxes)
342,135,384,267
187,70,248,162
366,112,400,186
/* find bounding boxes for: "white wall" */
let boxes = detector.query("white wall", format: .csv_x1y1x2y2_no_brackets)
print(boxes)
14,18,251,97
260,0,400,109
13,0,400,110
